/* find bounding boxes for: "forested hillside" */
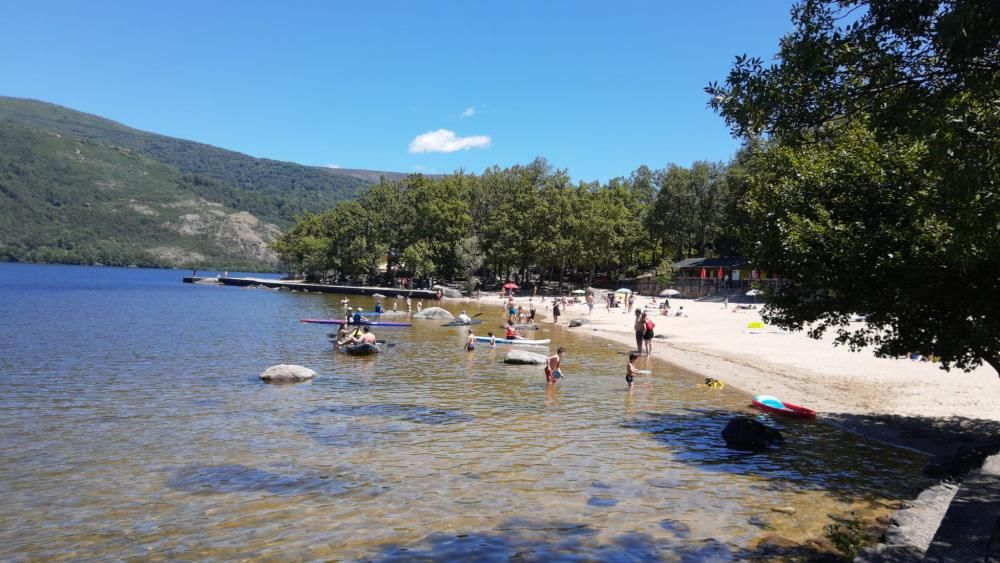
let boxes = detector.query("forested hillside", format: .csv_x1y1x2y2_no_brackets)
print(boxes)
0,123,282,269
0,96,405,227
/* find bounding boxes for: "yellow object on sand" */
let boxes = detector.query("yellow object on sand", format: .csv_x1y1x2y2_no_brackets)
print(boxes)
747,321,764,329
704,378,725,389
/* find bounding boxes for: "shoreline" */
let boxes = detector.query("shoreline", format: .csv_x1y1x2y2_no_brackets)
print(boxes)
459,292,1000,457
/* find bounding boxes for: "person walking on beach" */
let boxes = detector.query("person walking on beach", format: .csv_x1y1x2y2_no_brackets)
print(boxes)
633,309,645,356
586,292,594,315
529,301,536,322
552,299,561,324
642,311,655,356
626,351,641,387
545,347,565,384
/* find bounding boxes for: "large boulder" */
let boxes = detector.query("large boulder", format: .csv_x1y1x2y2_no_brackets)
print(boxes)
260,364,316,382
412,306,455,320
924,440,1000,478
503,350,548,365
432,285,463,299
722,417,784,450
568,318,590,328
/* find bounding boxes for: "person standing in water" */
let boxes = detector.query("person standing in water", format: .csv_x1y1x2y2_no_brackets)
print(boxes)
626,351,641,387
552,300,561,324
633,309,645,356
545,347,565,384
465,328,476,351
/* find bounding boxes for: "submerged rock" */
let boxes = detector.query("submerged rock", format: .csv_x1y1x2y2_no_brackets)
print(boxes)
260,364,316,382
568,318,590,328
412,307,454,320
503,350,548,365
722,417,784,450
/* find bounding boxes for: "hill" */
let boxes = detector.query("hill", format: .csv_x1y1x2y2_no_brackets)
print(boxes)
0,123,288,269
0,96,410,228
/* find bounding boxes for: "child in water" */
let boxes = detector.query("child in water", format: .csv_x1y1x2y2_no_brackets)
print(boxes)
626,352,641,387
465,328,476,351
486,331,496,348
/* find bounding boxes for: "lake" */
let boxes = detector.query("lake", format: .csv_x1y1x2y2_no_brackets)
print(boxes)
0,263,924,560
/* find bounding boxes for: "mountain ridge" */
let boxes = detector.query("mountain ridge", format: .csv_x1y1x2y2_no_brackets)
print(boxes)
0,96,413,269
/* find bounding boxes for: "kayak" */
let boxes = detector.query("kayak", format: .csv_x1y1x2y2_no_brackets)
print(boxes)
441,319,483,326
474,336,551,346
342,342,381,355
301,319,412,327
498,324,539,330
751,395,816,419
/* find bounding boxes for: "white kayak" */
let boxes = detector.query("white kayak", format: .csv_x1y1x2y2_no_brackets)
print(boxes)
474,336,550,345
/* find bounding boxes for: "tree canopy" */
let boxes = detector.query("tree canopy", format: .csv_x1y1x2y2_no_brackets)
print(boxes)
271,157,741,290
706,0,1000,373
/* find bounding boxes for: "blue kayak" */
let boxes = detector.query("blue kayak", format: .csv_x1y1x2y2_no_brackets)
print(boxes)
474,336,550,345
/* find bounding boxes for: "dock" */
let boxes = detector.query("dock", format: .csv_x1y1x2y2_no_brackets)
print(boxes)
182,276,438,299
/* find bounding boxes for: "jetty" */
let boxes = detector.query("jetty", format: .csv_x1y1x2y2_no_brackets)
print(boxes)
183,276,438,299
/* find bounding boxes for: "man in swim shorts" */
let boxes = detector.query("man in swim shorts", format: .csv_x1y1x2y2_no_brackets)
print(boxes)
545,347,566,384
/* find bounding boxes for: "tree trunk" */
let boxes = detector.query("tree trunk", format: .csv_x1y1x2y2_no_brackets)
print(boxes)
981,350,1000,378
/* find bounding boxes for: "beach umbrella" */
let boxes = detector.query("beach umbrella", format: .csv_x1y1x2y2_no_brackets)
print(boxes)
615,288,632,294
503,282,519,289
659,289,680,297
571,289,586,295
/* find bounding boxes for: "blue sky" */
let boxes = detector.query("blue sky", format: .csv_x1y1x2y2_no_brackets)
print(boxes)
1,1,796,182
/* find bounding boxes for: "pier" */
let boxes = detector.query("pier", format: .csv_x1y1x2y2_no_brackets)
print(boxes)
183,276,439,299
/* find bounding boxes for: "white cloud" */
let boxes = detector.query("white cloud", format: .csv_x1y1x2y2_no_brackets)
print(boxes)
408,129,491,153
413,165,425,171
460,106,476,118
325,164,342,169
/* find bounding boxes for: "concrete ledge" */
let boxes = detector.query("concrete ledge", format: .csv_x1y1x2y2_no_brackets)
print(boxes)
925,454,1000,562
217,277,438,299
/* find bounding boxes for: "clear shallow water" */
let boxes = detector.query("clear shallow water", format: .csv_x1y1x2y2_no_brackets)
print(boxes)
0,263,925,560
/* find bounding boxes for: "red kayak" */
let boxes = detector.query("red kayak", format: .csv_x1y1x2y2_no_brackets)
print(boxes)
751,395,816,419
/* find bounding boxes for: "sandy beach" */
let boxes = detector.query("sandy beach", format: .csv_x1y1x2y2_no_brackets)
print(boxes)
469,292,1000,455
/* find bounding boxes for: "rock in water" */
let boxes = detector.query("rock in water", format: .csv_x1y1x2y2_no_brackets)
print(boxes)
568,318,590,328
722,417,784,450
260,364,316,382
432,285,463,298
503,350,548,365
412,307,455,320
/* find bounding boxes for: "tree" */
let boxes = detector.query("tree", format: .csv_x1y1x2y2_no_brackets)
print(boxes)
707,0,1000,373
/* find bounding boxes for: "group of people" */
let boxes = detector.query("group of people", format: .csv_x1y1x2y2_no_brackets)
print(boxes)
505,297,538,324
334,324,377,347
633,309,656,356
